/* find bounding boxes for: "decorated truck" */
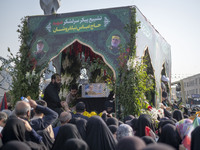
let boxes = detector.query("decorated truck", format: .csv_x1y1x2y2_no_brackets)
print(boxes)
27,5,171,113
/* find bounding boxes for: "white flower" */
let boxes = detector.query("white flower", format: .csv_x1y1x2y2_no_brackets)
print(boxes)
26,72,30,78
32,70,36,76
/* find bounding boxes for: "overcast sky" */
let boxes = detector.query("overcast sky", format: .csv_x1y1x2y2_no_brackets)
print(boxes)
0,0,200,82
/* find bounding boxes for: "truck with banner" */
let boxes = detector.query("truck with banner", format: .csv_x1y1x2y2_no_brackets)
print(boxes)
27,5,171,110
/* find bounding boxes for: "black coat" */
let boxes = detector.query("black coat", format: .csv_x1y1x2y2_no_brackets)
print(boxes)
43,82,62,112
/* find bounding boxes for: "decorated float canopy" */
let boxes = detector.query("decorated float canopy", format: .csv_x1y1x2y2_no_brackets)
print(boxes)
28,5,171,105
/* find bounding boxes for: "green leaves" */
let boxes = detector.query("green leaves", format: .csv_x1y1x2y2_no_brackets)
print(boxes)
6,17,41,105
116,7,154,118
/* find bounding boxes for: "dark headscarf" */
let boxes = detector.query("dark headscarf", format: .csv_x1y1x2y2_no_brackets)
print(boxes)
142,143,176,150
158,124,179,149
141,136,156,145
130,118,138,131
123,115,135,123
135,114,155,137
2,117,26,144
1,117,47,150
158,119,175,136
63,138,89,150
86,116,117,150
164,109,172,118
106,117,119,126
75,118,87,140
108,125,118,134
37,129,54,150
191,126,200,150
52,123,82,150
116,136,146,150
172,110,184,122
1,140,31,150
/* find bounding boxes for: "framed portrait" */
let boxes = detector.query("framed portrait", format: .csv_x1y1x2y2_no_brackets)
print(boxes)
82,83,109,98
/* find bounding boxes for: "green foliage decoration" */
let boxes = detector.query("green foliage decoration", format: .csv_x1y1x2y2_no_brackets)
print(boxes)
4,17,42,106
116,8,154,117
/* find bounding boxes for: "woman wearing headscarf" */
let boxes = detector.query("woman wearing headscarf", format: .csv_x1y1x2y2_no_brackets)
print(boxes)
51,123,82,150
116,124,134,141
37,129,54,150
1,141,31,150
63,138,89,150
116,136,146,150
108,125,118,139
157,119,175,136
141,136,156,145
191,126,200,150
106,117,119,126
172,110,184,122
158,124,179,149
135,114,155,137
86,116,117,150
176,119,193,150
75,118,87,140
1,116,47,150
142,143,175,150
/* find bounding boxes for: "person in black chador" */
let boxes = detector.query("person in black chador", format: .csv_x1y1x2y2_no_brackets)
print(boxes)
44,73,63,115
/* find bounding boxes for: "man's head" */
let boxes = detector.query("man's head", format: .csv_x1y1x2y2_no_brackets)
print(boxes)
162,91,168,101
70,84,78,97
34,100,47,116
51,73,61,90
111,35,120,48
76,102,86,113
0,112,7,127
15,101,31,119
37,40,44,52
59,111,72,125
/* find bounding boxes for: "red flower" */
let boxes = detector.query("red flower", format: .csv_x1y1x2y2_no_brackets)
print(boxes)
148,106,152,111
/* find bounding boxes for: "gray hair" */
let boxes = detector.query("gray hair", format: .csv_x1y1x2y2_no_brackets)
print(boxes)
15,101,31,117
116,124,134,141
59,111,72,124
0,112,7,122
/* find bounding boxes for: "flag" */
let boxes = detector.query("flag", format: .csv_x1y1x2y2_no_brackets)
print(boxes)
0,92,8,111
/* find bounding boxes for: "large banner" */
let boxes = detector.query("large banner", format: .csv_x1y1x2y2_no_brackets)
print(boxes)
28,7,131,77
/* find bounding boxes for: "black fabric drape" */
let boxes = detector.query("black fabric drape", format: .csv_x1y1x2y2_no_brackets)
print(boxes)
75,118,87,140
37,130,54,150
106,117,119,126
86,116,116,150
135,114,155,137
51,123,82,150
172,110,184,122
1,116,47,150
63,138,89,150
142,143,175,150
1,141,31,150
191,126,200,150
116,136,146,150
158,124,179,150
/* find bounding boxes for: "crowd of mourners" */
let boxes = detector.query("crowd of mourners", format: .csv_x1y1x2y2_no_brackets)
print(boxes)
0,96,199,150
0,75,199,150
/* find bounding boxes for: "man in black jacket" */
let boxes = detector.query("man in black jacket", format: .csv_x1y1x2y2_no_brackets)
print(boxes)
43,73,63,115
